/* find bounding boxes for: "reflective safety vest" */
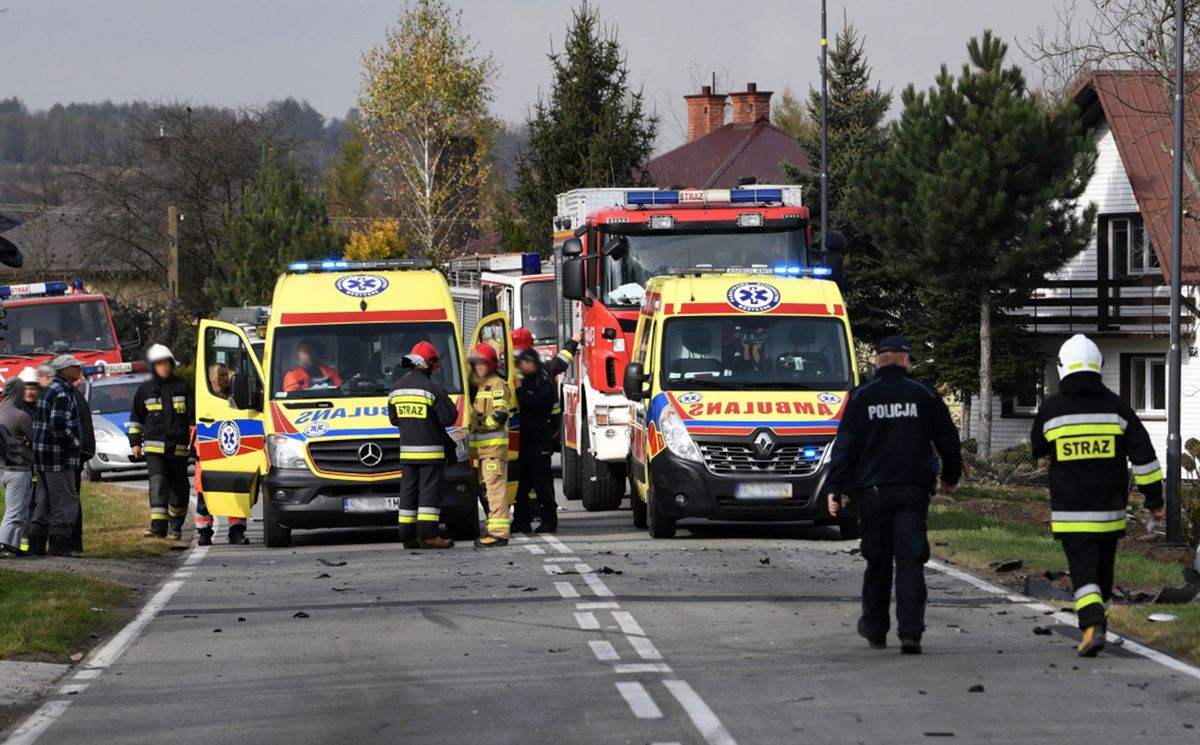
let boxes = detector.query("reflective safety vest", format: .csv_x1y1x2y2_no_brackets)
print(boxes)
469,373,510,459
128,374,193,457
388,368,458,464
1031,373,1164,537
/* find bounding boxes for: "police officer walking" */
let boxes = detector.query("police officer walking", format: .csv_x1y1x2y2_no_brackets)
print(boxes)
1031,334,1163,657
825,336,962,655
388,342,457,550
129,344,193,540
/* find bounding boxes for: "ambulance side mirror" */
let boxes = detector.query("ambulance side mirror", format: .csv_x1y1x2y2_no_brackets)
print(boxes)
622,362,648,401
229,372,260,411
823,231,846,252
562,257,586,302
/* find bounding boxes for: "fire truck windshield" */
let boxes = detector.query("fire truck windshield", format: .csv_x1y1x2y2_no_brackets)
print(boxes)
520,280,557,343
660,315,852,391
0,299,116,356
601,228,806,307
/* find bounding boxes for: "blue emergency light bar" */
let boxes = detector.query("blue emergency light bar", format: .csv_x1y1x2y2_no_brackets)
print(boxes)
772,265,832,278
625,187,797,207
0,281,69,299
287,259,434,273
521,252,542,275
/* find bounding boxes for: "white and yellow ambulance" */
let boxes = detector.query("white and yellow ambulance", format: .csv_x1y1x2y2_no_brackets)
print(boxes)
622,267,859,539
194,259,514,547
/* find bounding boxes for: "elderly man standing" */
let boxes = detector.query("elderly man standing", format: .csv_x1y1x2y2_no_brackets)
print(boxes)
29,355,85,557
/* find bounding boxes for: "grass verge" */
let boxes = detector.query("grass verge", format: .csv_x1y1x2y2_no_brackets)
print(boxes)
0,567,127,659
929,505,1199,663
0,481,173,559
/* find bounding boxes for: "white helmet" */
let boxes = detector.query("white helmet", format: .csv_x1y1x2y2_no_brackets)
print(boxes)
17,367,38,384
1056,334,1103,380
146,344,176,365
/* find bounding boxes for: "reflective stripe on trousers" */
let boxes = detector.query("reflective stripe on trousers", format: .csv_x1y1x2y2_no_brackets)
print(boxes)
1051,509,1126,533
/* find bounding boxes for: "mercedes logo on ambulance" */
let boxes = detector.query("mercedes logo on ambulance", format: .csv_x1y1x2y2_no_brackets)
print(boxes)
357,442,384,467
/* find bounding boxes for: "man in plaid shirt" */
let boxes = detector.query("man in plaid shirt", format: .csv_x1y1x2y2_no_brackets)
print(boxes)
28,355,84,557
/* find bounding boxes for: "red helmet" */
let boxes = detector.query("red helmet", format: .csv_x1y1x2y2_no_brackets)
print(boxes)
409,341,439,367
468,343,500,372
511,327,534,351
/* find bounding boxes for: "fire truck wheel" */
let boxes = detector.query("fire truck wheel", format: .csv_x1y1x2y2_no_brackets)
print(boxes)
579,425,625,512
560,437,582,501
262,485,292,548
837,515,861,541
646,484,676,539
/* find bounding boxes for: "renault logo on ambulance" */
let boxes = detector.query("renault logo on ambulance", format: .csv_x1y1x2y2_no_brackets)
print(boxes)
753,430,776,458
357,442,384,467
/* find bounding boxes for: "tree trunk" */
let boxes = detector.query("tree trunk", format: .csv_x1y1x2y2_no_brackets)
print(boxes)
978,287,993,459
961,397,972,440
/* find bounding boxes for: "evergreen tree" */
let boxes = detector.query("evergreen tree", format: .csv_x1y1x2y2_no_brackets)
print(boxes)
858,31,1096,455
506,1,658,254
207,152,344,307
783,23,896,342
324,125,373,220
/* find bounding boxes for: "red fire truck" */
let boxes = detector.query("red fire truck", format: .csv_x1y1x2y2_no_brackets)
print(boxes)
554,187,843,511
0,280,126,381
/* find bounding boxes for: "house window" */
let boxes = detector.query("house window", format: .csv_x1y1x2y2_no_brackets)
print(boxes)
1010,380,1043,415
1122,354,1166,415
1109,215,1158,276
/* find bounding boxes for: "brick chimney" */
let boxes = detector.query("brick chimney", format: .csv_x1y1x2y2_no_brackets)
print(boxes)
685,85,727,141
730,83,772,124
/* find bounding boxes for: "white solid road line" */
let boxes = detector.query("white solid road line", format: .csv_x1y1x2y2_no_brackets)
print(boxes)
589,640,621,661
927,559,1200,683
554,581,580,599
616,681,664,719
664,680,738,745
2,546,209,745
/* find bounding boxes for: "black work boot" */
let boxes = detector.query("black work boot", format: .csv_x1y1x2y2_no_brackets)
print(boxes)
227,524,250,545
27,535,47,556
144,519,168,539
1077,625,1106,657
899,638,922,655
48,536,74,557
197,528,214,546
857,618,886,650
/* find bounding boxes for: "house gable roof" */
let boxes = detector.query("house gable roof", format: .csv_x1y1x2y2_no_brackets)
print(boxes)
646,119,808,189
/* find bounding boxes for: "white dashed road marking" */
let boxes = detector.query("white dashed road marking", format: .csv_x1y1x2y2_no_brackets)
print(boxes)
664,680,737,745
616,682,664,719
554,581,580,599
574,611,601,631
589,640,621,661
611,611,646,637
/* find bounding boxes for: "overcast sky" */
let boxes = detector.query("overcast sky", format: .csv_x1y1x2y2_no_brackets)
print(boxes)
1,0,1087,149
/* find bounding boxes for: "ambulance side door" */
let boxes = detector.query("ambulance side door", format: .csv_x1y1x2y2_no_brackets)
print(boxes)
472,312,518,494
628,313,656,500
195,320,266,519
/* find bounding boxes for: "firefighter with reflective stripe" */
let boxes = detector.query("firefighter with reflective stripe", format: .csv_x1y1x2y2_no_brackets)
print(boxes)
129,344,193,540
468,342,511,547
388,342,457,549
513,328,581,437
1031,334,1164,657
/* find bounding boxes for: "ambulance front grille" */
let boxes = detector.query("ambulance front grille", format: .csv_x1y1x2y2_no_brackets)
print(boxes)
698,442,827,477
308,439,401,475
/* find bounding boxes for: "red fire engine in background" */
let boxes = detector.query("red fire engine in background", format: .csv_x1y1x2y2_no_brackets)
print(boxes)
553,186,843,511
0,279,126,381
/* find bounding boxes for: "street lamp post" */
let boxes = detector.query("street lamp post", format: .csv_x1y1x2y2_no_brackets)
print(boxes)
820,0,828,250
1166,0,1185,545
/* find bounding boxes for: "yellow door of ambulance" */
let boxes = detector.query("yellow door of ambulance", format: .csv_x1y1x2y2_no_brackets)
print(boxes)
471,312,518,497
195,320,267,519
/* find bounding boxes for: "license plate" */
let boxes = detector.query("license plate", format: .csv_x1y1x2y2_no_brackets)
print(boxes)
342,497,400,513
734,482,792,499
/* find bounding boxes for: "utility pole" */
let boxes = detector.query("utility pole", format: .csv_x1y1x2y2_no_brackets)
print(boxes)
1166,0,1185,545
819,0,829,250
167,206,179,301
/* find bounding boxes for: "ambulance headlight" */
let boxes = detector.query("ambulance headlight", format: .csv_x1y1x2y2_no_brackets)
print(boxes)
268,435,308,469
659,407,701,463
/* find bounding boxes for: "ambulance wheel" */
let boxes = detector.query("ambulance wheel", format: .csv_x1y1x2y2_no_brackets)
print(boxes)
580,427,625,512
262,487,291,548
631,493,648,530
647,485,676,539
561,439,582,501
838,515,861,541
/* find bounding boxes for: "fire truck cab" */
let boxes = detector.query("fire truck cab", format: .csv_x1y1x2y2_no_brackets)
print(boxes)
448,253,558,360
0,280,125,381
555,186,843,512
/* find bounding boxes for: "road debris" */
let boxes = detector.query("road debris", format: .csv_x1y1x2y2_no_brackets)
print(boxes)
967,684,985,693
293,611,311,619
1147,613,1177,623
318,559,347,567
989,559,1022,572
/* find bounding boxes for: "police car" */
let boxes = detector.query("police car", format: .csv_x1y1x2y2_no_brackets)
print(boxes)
81,368,150,482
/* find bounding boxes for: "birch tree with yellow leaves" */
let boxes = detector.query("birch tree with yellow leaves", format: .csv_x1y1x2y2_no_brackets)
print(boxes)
358,0,496,262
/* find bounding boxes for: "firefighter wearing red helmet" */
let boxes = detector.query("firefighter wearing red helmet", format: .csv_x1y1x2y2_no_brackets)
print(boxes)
468,341,511,547
388,341,458,549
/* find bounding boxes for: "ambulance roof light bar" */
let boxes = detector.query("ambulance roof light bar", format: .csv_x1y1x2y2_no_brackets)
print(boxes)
287,258,434,273
662,264,830,278
0,281,70,299
624,187,802,207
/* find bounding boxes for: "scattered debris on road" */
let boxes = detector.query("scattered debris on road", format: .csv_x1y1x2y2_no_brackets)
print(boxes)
293,611,310,619
967,684,985,693
989,559,1023,572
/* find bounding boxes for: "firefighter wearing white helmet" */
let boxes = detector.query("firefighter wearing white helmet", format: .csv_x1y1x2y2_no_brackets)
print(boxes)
1031,334,1163,657
129,342,193,540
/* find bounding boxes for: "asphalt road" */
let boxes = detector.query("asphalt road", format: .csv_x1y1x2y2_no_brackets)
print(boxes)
6,489,1200,745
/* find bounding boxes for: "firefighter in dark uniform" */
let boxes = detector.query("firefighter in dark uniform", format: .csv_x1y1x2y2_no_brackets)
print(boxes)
826,335,962,655
511,348,558,533
1031,334,1164,657
129,344,194,540
388,341,458,550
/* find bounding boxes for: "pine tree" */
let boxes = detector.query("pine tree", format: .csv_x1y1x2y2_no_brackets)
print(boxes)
506,2,658,254
858,31,1096,455
783,23,895,342
324,125,373,220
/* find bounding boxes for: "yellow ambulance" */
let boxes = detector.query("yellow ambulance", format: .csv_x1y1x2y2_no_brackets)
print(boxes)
194,259,514,547
622,267,859,539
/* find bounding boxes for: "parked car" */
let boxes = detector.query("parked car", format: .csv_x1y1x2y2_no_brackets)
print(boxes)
82,372,149,482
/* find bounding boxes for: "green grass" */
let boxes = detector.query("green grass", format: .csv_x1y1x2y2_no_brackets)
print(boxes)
0,481,173,559
951,482,1047,503
1110,605,1200,661
0,567,127,659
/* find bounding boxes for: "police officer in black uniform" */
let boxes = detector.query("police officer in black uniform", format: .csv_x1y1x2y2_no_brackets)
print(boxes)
511,348,558,534
825,335,962,655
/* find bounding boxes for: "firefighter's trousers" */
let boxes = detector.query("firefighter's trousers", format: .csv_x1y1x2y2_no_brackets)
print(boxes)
513,438,556,528
147,454,189,533
398,463,445,542
478,454,509,538
1060,535,1119,629
858,485,931,641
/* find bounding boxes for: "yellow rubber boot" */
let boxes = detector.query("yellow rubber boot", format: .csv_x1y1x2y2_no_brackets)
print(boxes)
1077,625,1106,657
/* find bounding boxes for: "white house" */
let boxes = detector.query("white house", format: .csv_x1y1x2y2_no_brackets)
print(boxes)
972,71,1200,458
